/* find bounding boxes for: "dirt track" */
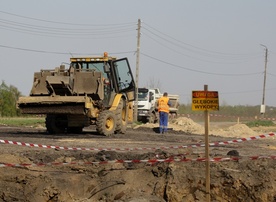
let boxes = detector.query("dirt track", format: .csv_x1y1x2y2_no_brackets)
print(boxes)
0,121,275,202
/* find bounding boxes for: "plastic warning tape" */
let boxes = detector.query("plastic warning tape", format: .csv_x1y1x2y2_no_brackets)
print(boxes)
179,113,276,121
0,156,275,168
209,133,275,146
0,133,274,151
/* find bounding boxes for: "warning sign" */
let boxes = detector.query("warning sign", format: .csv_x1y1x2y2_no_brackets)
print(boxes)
192,91,219,111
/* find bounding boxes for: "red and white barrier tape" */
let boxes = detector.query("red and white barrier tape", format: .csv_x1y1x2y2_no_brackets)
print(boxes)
180,114,276,121
209,133,275,146
0,156,275,168
0,133,274,151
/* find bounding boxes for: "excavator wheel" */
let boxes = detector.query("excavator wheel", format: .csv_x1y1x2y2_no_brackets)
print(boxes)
115,99,128,134
45,114,67,134
96,110,116,136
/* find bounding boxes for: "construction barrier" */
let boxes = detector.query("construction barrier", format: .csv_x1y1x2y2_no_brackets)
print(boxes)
0,133,274,151
0,132,275,168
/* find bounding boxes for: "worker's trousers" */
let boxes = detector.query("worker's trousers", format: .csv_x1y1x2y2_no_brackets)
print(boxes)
159,111,169,133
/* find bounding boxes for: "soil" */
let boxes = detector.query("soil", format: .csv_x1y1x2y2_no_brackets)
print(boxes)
0,117,276,202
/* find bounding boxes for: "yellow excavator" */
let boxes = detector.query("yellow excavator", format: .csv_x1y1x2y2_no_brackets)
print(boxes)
17,52,136,136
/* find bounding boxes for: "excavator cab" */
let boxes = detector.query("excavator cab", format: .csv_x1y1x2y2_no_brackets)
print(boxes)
69,56,135,107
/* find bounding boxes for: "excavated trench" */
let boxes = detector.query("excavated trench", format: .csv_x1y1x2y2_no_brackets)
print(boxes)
0,123,275,201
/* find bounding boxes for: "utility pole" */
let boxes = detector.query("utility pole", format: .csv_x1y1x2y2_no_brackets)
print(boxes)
260,44,268,117
134,19,141,122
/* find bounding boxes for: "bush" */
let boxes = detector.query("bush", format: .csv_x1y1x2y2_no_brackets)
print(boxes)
0,81,22,117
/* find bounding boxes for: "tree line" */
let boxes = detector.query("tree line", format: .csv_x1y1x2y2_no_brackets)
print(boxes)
1,80,276,119
178,104,276,120
0,81,22,117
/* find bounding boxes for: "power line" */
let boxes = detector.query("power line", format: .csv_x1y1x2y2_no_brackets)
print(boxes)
0,10,137,39
0,10,136,26
0,20,136,39
142,32,257,65
267,72,276,77
0,44,135,56
179,87,276,101
0,18,135,31
0,18,136,34
0,43,262,77
143,22,262,59
141,52,262,76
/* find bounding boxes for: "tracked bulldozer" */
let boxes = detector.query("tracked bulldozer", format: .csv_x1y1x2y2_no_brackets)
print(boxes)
17,52,136,136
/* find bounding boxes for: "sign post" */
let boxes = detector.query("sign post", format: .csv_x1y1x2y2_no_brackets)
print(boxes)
192,85,219,202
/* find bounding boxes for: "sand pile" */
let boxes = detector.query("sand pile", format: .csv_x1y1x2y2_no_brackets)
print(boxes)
210,123,259,138
170,117,204,134
137,117,260,138
172,117,259,138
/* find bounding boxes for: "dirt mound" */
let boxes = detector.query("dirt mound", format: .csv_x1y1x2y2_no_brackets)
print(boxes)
210,123,259,138
136,117,259,138
134,117,204,134
170,117,204,134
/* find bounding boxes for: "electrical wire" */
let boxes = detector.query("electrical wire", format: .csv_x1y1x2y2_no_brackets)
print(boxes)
142,22,262,59
0,21,136,39
0,19,136,34
0,10,137,39
0,44,135,56
0,10,136,26
142,32,257,65
267,72,276,77
141,52,262,76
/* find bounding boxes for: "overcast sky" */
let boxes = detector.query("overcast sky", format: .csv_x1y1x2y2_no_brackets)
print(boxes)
1,1,276,107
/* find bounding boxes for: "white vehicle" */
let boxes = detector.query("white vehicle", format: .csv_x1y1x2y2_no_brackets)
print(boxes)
137,88,180,123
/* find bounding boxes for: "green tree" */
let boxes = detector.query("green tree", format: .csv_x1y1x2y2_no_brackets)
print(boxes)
0,81,22,117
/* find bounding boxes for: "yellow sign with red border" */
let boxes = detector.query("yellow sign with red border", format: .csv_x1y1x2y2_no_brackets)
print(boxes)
192,91,219,111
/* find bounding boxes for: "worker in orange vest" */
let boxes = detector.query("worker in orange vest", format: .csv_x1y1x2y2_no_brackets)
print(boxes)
157,92,171,134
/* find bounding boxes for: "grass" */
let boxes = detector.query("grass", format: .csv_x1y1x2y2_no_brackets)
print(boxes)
245,120,275,127
0,116,45,127
1,116,275,128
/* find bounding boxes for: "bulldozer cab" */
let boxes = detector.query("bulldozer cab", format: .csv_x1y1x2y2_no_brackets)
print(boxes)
70,55,135,107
